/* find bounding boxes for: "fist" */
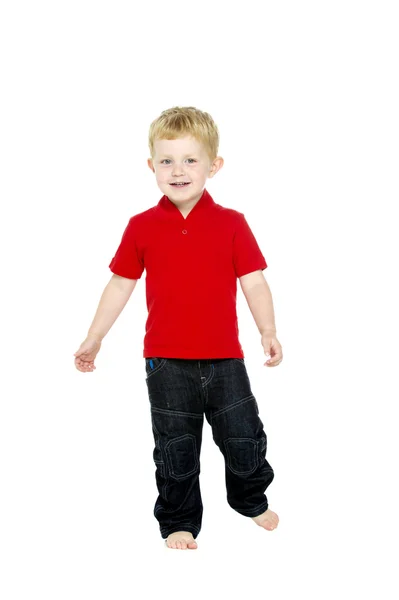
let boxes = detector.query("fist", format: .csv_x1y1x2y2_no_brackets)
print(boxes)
74,336,102,373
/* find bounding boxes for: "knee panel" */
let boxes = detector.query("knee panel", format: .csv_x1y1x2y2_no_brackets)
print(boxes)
224,437,259,476
165,434,199,481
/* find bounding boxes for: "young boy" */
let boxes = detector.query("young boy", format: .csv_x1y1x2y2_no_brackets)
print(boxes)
74,106,283,550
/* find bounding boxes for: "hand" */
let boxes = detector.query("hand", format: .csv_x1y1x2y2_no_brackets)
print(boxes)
73,335,102,373
261,332,283,367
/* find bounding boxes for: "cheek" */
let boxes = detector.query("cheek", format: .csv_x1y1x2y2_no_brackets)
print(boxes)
155,171,169,183
194,167,207,179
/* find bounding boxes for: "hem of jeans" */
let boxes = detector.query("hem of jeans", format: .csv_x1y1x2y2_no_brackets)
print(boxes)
232,500,269,517
161,524,200,540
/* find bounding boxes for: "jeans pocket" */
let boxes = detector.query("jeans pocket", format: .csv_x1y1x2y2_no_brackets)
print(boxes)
145,357,168,380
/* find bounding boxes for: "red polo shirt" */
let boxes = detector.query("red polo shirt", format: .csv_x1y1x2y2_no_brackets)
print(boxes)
108,188,267,359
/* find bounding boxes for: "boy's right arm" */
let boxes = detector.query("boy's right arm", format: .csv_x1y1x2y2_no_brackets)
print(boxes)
87,274,138,341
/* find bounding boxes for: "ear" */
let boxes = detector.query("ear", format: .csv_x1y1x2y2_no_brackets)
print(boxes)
209,156,224,178
147,158,155,173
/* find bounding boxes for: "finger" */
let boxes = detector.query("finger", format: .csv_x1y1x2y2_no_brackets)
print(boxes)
265,353,279,364
266,357,282,366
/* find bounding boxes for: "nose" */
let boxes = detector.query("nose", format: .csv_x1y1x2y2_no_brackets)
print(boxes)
171,162,185,176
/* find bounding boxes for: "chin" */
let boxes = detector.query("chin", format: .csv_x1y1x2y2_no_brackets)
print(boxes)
166,187,195,198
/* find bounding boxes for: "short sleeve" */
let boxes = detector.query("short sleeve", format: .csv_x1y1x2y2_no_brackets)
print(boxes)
233,213,267,278
108,217,144,279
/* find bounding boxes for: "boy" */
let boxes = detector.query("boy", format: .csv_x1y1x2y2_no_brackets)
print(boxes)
74,106,283,550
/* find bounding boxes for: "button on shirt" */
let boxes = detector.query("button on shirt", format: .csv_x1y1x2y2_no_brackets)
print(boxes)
108,188,267,359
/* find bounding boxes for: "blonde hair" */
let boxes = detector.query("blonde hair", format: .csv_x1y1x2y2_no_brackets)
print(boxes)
148,106,219,162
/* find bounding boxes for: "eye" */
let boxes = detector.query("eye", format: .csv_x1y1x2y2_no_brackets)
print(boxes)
160,158,196,164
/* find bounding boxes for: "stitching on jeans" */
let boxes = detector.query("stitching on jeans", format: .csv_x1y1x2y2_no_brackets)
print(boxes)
165,434,199,480
237,501,269,517
211,394,256,420
224,437,258,476
162,523,200,534
145,358,168,380
151,422,168,497
151,406,203,420
201,363,215,387
164,531,199,539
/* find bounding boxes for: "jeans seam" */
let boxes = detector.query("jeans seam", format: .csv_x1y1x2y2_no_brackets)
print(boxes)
151,406,203,420
211,394,255,420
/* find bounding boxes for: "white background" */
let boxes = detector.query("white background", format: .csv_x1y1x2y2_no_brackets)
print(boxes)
1,0,398,598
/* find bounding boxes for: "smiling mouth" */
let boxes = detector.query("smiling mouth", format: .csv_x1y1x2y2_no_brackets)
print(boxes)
170,182,191,187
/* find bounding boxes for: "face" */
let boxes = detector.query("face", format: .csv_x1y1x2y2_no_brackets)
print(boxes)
148,135,223,207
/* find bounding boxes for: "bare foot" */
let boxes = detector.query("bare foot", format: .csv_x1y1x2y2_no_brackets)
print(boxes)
252,508,279,531
165,531,198,549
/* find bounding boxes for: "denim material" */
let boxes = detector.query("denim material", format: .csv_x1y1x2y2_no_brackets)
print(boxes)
144,357,274,540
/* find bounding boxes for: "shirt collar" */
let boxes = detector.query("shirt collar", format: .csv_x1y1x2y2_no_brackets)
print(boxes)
157,188,215,221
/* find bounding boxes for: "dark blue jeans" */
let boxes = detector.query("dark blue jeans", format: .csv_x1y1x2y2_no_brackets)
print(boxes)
144,357,274,540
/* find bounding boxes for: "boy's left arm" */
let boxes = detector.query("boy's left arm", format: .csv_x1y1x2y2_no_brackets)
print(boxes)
239,270,283,367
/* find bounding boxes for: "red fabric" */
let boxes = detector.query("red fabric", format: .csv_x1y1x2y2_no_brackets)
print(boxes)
109,188,267,359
